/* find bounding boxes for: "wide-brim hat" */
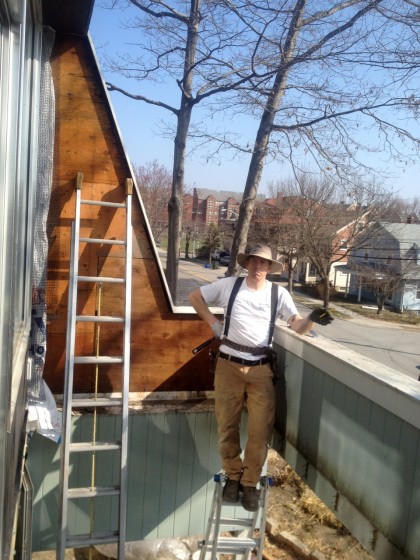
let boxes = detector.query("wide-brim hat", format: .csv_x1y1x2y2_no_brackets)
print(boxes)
237,244,283,273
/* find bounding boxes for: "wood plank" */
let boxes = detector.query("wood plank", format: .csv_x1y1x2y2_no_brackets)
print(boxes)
47,33,213,397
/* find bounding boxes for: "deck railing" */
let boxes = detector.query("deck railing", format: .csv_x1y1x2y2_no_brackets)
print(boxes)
273,326,420,560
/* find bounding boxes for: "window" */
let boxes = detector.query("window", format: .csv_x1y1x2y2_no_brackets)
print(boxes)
0,0,43,418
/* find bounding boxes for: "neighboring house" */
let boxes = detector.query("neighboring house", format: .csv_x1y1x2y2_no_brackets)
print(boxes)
347,222,420,312
252,196,369,292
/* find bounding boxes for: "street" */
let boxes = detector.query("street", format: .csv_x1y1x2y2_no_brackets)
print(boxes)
294,301,420,381
162,253,420,381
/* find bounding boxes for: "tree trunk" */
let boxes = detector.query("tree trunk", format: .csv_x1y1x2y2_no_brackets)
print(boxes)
227,0,306,276
287,265,293,294
376,294,385,315
322,277,330,308
165,0,201,298
166,100,194,297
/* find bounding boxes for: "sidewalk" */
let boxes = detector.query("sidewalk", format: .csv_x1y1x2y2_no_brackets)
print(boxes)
175,266,225,305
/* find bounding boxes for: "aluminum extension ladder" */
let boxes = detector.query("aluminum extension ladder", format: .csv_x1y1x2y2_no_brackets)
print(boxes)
199,474,272,560
57,172,133,560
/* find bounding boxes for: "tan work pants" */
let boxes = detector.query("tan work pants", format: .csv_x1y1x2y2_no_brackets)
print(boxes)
214,357,275,487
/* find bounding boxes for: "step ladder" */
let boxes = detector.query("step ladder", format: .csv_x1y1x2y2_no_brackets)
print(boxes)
199,474,272,560
57,172,133,560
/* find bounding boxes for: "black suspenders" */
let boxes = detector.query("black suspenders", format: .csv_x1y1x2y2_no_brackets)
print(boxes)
223,277,279,346
223,277,244,338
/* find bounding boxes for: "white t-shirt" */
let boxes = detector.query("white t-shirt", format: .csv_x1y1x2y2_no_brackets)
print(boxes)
200,277,298,360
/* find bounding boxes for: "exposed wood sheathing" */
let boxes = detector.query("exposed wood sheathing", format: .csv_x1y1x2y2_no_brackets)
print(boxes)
45,34,215,396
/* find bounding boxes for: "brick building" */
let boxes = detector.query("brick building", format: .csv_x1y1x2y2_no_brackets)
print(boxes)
183,188,266,230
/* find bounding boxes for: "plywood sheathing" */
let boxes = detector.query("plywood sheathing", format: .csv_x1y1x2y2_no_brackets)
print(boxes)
45,34,215,396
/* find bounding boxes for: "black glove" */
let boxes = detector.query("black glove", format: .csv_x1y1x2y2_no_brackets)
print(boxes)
309,307,333,326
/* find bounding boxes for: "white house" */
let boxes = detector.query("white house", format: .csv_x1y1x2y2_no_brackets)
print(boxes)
348,222,420,313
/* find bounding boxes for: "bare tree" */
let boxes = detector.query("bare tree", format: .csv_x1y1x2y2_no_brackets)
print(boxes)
99,0,419,295
134,160,171,242
380,196,420,223
352,260,412,314
201,222,222,264
280,175,389,307
183,225,193,259
265,180,308,293
101,0,267,297
220,0,420,276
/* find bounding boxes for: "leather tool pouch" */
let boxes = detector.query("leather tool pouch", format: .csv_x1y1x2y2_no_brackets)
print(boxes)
209,349,219,376
267,347,279,383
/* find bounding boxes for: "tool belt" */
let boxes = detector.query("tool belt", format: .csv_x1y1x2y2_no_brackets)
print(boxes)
220,340,279,382
222,337,269,356
219,351,270,366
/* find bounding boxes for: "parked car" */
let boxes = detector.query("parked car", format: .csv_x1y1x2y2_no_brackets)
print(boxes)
220,255,230,266
211,250,230,262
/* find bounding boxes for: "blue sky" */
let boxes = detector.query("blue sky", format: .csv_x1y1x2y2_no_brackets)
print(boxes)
89,4,419,201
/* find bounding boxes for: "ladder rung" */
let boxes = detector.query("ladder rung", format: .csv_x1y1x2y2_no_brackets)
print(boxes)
69,442,121,452
81,199,126,208
66,531,119,548
206,537,259,551
71,397,123,408
67,486,120,499
80,237,125,246
76,315,124,323
217,517,255,527
77,275,125,283
74,356,123,364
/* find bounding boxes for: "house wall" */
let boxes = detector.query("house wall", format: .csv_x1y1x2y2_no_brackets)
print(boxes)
27,404,253,551
401,284,420,313
276,328,420,560
348,223,420,312
44,32,217,397
0,0,44,556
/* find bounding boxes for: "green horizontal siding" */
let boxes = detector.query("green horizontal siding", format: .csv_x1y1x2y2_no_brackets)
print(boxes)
27,410,251,551
278,342,420,560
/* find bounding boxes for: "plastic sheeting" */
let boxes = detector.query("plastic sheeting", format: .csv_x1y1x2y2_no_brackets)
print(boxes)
95,536,203,560
27,379,62,443
27,26,62,443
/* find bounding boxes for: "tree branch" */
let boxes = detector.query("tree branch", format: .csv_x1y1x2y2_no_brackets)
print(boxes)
271,98,420,132
128,0,189,23
106,82,179,115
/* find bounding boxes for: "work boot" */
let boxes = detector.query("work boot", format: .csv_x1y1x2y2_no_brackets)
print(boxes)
223,479,240,503
241,486,260,512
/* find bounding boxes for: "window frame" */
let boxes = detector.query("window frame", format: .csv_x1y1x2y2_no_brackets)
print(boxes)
0,0,42,424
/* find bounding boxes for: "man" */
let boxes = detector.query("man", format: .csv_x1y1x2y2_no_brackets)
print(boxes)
188,244,333,511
